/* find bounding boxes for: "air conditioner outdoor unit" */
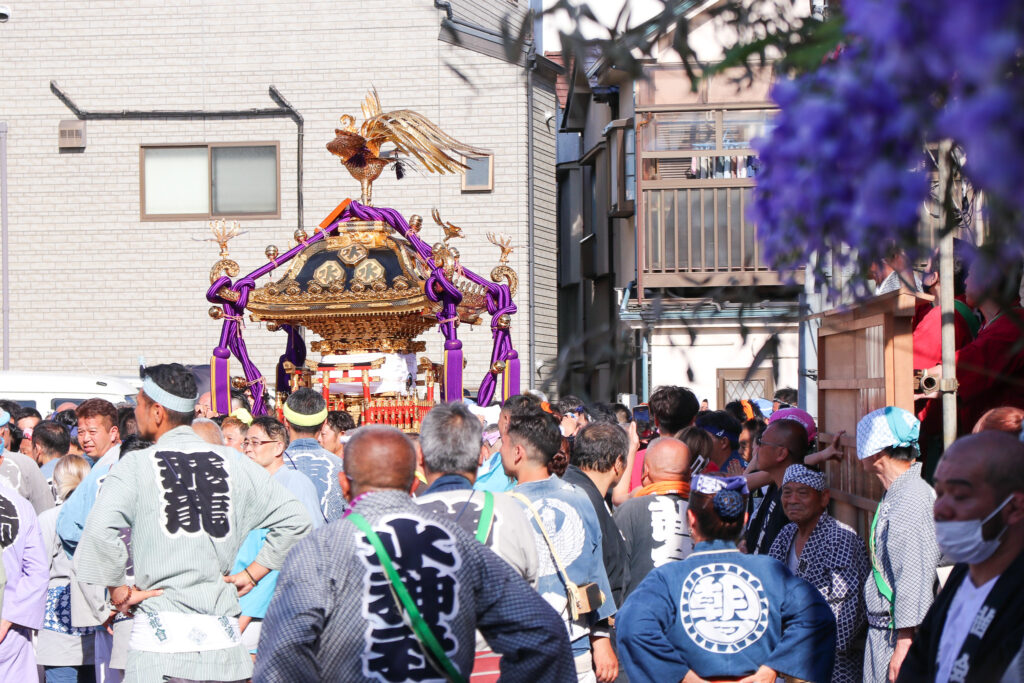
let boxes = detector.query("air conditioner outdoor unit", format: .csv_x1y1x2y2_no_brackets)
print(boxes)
58,120,86,149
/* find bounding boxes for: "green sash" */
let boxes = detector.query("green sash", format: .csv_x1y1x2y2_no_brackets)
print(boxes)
347,513,467,683
869,504,895,629
475,491,495,543
954,299,981,339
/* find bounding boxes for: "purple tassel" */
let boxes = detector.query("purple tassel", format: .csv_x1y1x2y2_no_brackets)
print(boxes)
505,353,520,400
444,340,463,403
211,348,231,415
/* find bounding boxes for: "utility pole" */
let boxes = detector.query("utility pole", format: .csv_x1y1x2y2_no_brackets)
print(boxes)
937,140,958,447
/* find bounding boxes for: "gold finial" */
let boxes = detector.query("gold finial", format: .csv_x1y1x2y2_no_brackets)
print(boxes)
432,208,463,242
409,214,423,234
208,306,224,320
207,219,244,257
294,228,309,244
265,245,279,261
487,232,514,264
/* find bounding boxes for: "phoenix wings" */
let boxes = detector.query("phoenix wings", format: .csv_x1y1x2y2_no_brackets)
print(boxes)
329,89,488,175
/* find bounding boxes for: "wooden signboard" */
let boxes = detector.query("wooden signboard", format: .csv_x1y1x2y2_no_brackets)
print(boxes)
816,290,922,536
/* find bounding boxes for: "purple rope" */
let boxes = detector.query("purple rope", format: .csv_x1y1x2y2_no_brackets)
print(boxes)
275,324,306,401
204,199,521,414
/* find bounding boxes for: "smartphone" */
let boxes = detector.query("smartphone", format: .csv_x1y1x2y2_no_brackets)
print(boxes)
632,405,650,423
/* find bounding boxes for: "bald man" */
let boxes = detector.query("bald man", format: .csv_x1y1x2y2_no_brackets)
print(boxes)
640,437,692,489
745,418,811,554
614,437,694,597
257,425,575,682
898,432,1024,682
191,417,223,445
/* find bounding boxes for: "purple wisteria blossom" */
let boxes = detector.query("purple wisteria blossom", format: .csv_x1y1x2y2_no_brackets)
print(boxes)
751,0,1024,290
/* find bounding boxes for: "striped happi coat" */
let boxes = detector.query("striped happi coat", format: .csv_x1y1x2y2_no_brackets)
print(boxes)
74,426,312,683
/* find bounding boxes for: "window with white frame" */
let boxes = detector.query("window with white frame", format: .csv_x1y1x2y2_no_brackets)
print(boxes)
461,154,494,192
140,142,280,220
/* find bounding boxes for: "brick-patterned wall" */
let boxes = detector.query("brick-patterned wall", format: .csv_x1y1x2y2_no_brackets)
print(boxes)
0,0,555,400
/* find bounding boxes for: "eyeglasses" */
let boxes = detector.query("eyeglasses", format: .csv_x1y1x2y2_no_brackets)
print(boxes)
242,438,278,449
756,435,788,451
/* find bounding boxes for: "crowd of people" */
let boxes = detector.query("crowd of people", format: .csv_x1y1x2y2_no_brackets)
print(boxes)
0,358,1018,682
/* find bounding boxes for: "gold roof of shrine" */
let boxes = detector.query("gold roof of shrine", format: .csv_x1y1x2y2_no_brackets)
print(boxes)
245,217,490,355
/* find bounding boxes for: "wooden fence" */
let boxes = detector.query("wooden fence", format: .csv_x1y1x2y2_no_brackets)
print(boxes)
816,290,921,536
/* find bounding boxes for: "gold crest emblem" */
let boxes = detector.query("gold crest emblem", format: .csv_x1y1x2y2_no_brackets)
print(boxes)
353,258,385,284
338,243,369,265
313,260,345,286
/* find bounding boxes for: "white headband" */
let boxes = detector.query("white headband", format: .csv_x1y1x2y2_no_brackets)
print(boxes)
142,376,198,413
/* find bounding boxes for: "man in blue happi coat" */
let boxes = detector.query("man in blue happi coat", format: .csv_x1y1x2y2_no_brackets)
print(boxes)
617,474,837,683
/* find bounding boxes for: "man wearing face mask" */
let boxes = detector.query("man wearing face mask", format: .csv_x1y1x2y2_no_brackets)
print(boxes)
897,430,1024,682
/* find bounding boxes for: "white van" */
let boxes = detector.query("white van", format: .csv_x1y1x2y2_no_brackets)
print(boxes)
0,371,139,412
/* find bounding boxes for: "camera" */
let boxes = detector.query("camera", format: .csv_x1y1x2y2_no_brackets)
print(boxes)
566,581,605,620
914,371,938,393
0,6,10,23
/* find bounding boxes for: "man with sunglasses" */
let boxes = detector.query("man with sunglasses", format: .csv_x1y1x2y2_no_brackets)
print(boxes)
772,388,798,414
743,408,813,555
0,408,54,515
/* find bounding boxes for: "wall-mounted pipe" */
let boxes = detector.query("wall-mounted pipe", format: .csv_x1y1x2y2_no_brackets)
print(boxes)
50,81,304,231
526,44,537,389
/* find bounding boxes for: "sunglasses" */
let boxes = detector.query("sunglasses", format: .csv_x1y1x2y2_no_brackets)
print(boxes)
756,435,788,451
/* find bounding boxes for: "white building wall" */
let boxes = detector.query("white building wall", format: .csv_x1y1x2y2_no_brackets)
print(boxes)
651,325,799,410
0,0,553,396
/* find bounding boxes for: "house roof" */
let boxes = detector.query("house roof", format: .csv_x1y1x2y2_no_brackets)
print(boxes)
545,51,571,109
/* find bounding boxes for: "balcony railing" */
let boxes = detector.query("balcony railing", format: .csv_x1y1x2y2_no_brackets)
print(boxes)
641,180,776,286
636,106,799,289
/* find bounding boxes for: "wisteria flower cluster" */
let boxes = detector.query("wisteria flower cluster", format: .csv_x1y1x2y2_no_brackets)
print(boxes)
751,0,1024,292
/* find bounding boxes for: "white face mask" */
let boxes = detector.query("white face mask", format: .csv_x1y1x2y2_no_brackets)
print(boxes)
935,495,1014,564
